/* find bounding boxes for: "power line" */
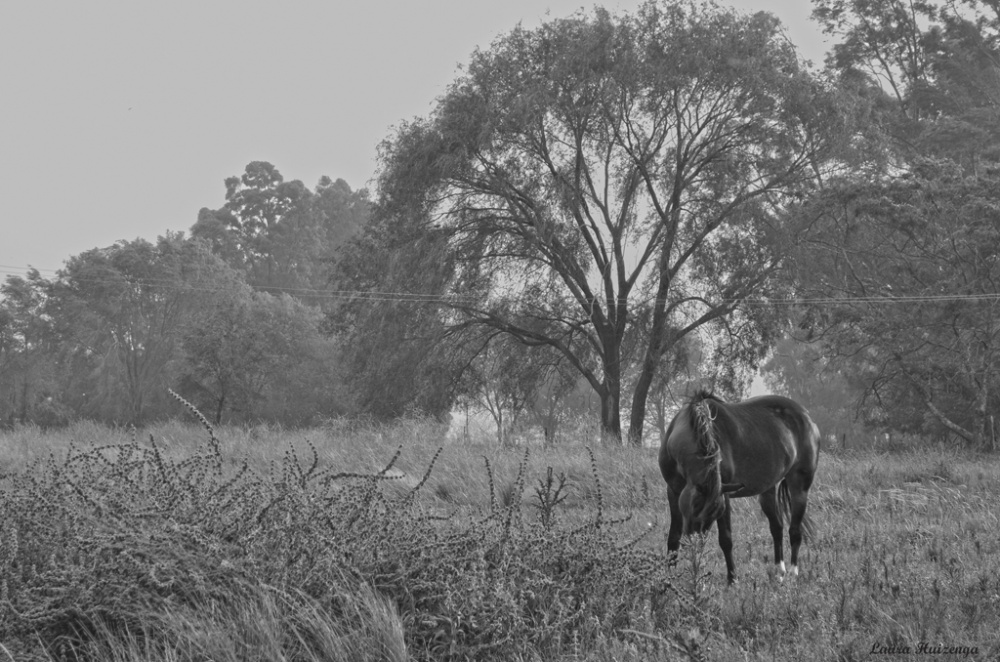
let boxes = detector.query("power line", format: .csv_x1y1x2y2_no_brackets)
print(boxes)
0,265,997,308
0,265,62,276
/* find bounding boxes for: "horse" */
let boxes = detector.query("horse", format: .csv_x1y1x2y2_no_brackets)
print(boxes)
658,390,820,583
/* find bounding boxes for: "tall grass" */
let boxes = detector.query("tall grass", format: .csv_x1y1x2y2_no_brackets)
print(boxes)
0,418,699,661
57,584,407,662
1,418,998,660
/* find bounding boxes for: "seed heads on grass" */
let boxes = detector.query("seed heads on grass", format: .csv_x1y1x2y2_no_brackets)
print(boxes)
168,389,222,474
500,448,531,543
533,466,569,528
585,446,604,524
483,456,498,514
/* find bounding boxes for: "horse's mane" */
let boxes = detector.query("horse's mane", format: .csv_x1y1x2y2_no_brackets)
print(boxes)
689,390,723,460
687,391,723,518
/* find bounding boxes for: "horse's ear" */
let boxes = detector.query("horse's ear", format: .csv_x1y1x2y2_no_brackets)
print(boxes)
722,483,743,494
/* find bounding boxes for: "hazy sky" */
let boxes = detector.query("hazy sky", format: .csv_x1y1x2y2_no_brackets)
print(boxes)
0,1,831,279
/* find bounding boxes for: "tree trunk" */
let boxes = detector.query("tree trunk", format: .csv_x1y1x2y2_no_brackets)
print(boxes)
19,377,29,423
628,369,655,447
599,389,622,444
976,375,989,450
214,392,226,425
905,365,980,446
627,249,676,446
495,404,505,447
598,335,624,444
924,397,976,446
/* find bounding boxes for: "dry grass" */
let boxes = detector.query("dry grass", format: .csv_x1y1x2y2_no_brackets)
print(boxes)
1,419,998,660
59,584,407,662
0,419,693,661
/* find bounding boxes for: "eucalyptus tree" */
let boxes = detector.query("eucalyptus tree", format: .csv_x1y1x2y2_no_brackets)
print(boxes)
375,0,850,443
192,162,369,301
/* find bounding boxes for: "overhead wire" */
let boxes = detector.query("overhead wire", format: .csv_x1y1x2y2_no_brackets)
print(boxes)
0,264,997,308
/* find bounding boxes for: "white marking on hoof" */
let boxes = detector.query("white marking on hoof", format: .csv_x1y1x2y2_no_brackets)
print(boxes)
790,564,799,577
776,560,786,582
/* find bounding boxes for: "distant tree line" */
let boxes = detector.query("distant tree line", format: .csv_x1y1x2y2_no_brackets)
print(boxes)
4,0,1000,448
0,164,365,427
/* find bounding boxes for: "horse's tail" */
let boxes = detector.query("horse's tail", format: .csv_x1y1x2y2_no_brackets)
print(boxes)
777,480,814,542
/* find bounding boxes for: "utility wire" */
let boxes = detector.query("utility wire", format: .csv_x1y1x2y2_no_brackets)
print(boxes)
0,265,998,307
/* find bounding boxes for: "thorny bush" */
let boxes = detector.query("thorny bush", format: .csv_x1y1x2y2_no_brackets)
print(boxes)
0,424,700,661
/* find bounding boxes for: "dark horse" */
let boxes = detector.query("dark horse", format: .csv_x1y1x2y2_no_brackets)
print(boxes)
659,390,820,583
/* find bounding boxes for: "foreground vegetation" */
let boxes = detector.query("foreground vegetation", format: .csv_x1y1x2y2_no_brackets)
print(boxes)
1,419,998,660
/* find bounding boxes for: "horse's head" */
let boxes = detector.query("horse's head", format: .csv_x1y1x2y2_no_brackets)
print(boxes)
678,469,742,534
669,392,743,534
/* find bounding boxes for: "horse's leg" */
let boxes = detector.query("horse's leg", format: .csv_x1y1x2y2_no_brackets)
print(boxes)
717,495,736,584
758,487,785,579
786,470,814,577
666,487,683,566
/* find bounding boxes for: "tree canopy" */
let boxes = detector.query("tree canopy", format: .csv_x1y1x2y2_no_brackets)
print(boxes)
788,159,1000,444
370,0,853,443
49,234,244,424
775,0,1000,447
192,161,369,300
0,164,364,427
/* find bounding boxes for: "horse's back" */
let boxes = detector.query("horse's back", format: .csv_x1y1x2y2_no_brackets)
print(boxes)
659,392,820,496
727,395,820,482
714,395,820,495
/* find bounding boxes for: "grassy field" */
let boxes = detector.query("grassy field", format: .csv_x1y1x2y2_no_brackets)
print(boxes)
0,418,997,661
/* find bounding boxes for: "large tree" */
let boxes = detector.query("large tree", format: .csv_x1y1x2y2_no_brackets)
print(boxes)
788,160,1000,446
51,234,243,424
789,0,1000,446
374,1,851,443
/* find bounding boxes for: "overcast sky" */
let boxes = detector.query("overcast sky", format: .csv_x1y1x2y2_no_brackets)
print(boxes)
0,1,831,279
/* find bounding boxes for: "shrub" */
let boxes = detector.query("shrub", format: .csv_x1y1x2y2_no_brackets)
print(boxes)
0,425,699,661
